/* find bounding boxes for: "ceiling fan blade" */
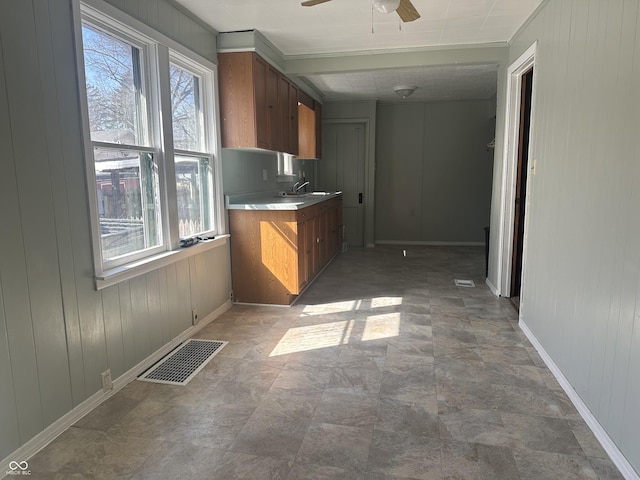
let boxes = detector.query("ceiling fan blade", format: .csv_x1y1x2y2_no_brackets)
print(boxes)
396,0,421,22
301,0,332,6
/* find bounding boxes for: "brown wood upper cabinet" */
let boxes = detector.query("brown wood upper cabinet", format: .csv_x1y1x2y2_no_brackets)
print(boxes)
298,91,322,159
218,51,299,155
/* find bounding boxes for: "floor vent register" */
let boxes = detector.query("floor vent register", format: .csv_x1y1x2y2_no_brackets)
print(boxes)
138,339,227,386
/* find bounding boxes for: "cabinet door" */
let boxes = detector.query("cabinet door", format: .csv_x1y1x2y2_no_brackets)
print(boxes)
298,103,316,158
279,76,291,154
288,83,299,155
314,100,322,158
305,218,318,279
297,219,309,291
253,55,270,149
266,65,281,151
317,206,329,267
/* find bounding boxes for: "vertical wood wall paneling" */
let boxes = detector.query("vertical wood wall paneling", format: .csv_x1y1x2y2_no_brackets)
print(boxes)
50,0,95,407
585,0,624,418
510,0,640,472
129,275,151,364
421,101,493,242
101,286,125,380
122,0,140,19
163,263,179,340
118,281,136,372
188,256,201,322
157,268,171,345
3,0,72,435
209,246,232,311
549,0,579,377
374,101,493,243
567,0,600,398
145,270,164,351
143,0,160,32
175,258,193,337
0,11,43,448
0,259,21,458
33,0,89,418
599,0,638,441
613,0,640,457
103,0,217,62
375,103,424,241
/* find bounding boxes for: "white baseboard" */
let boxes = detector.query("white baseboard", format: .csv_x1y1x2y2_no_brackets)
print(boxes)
485,277,500,297
519,319,639,480
0,299,232,479
375,240,485,246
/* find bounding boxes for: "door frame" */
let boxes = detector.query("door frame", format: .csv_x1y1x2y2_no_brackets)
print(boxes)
497,42,537,298
321,118,372,247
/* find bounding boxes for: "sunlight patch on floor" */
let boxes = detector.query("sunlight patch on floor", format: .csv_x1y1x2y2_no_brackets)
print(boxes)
270,320,353,356
370,296,403,308
302,300,362,315
362,312,401,341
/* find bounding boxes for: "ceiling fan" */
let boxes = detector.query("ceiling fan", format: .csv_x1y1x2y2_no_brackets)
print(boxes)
301,0,421,22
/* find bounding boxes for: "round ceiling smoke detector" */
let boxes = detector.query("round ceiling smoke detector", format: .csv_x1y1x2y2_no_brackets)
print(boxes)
394,85,417,98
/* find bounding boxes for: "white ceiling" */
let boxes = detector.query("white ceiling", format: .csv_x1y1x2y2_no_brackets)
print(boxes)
175,0,543,101
305,64,498,102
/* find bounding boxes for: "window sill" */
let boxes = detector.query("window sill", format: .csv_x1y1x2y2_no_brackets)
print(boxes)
95,234,230,290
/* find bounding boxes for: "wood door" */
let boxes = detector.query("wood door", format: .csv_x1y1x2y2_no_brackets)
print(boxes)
321,122,366,247
510,67,534,298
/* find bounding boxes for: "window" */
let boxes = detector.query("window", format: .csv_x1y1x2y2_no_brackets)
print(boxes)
79,6,219,275
169,60,214,238
82,24,163,265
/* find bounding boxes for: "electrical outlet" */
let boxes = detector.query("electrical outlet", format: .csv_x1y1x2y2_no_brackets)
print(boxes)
229,291,234,301
192,308,199,325
101,369,113,391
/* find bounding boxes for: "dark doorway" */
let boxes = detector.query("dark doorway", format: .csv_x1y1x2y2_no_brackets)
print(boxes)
510,67,533,303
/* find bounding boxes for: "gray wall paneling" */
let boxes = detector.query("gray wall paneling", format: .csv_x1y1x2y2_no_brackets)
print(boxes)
375,100,494,244
421,101,494,242
503,0,640,472
103,0,218,62
375,103,425,241
0,37,23,456
0,0,230,461
1,0,67,441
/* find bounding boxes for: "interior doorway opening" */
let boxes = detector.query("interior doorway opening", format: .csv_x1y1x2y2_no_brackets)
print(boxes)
510,66,534,306
497,42,537,308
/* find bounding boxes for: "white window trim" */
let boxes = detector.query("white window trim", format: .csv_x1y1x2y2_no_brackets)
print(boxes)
72,0,225,289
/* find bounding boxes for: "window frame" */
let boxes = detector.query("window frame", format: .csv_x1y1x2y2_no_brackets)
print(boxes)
167,53,217,239
74,0,225,288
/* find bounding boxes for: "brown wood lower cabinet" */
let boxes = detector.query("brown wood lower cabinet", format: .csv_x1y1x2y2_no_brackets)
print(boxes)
229,196,343,305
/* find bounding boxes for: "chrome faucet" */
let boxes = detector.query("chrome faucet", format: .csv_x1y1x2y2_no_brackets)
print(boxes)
294,181,309,193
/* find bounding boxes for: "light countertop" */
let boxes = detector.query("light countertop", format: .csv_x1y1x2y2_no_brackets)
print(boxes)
226,191,342,210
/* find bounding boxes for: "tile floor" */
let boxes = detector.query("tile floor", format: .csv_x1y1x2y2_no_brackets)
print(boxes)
29,246,624,479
